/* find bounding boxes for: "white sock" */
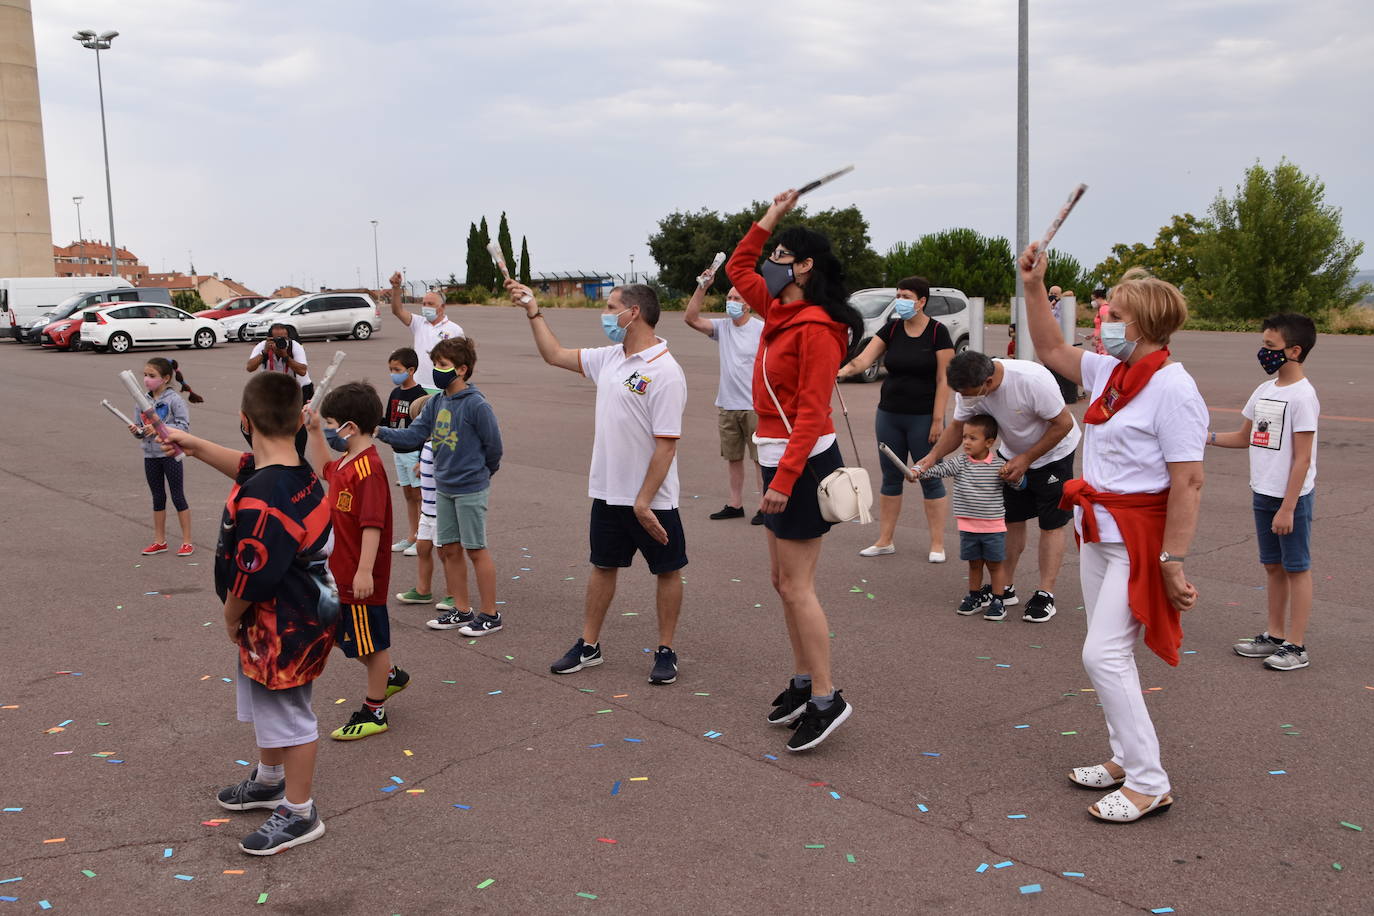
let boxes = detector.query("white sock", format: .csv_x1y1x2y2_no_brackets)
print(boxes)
282,797,313,816
256,762,284,785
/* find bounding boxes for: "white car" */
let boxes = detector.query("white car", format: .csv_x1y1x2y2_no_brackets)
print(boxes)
244,292,381,341
220,298,282,341
844,286,972,382
81,302,226,353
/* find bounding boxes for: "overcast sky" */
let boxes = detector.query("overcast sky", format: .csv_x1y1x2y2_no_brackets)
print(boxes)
32,0,1374,294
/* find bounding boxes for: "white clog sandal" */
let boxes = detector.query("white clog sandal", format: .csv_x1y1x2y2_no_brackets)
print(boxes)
1089,789,1173,823
1068,764,1125,789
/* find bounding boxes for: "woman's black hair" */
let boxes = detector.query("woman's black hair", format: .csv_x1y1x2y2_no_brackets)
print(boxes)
775,226,863,356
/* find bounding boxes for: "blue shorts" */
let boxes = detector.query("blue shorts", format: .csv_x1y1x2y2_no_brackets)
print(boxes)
391,449,422,488
1253,491,1313,572
589,499,688,575
874,408,946,499
959,530,1006,563
336,603,392,658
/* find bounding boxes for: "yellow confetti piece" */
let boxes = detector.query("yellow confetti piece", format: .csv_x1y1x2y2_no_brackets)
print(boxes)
629,777,649,782
406,789,425,794
403,749,414,757
613,694,629,698
335,698,347,705
222,869,244,875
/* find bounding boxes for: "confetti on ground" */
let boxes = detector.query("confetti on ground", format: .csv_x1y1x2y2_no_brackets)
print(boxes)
1007,814,1027,819
623,738,642,743
763,754,777,760
917,804,929,812
39,902,52,911
406,789,425,794
1150,909,1175,915
453,804,472,810
703,731,722,739
921,752,941,757
1269,770,1286,775
694,692,710,696
993,861,1013,869
2,808,21,813
1014,724,1030,729
1062,871,1085,877
610,781,621,796
1333,863,1343,871
163,848,173,858
235,759,250,766
477,878,495,889
223,869,244,875
976,863,989,873
629,777,648,782
442,680,457,684
587,743,605,748
1020,884,1042,894
404,750,414,757
390,776,404,784
995,664,1011,668
82,869,96,878
381,786,397,793
1061,731,1079,736
0,878,21,884
257,892,269,904
43,838,66,844
576,892,598,899
488,690,503,695
804,844,826,849
174,874,194,881
595,709,612,714
0,897,16,903
613,694,629,699
1339,821,1362,831
829,791,842,800
597,837,616,844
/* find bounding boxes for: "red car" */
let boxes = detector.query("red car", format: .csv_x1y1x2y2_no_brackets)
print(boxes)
40,316,85,350
199,296,265,321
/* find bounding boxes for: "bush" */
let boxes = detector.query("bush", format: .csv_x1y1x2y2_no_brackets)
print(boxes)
173,291,206,313
446,285,489,304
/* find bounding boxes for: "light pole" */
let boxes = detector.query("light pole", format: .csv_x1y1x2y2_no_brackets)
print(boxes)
370,219,380,289
72,196,85,271
1013,0,1031,360
72,29,121,279
629,254,635,284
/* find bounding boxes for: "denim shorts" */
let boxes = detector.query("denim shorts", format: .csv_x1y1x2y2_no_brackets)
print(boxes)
1253,490,1313,572
959,530,1006,563
874,408,946,499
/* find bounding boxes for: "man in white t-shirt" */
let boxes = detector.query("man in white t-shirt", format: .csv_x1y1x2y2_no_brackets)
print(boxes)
246,322,314,399
505,277,688,687
684,280,764,523
387,272,464,388
916,350,1081,622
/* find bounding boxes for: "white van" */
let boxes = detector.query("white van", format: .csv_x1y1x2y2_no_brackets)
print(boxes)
1,276,134,340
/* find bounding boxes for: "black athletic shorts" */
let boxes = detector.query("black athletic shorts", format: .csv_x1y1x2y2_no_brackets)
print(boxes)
1003,452,1074,530
589,499,688,575
337,603,391,658
760,442,844,541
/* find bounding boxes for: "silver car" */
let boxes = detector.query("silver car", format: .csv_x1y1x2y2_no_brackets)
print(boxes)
220,298,282,341
244,292,381,341
844,287,972,382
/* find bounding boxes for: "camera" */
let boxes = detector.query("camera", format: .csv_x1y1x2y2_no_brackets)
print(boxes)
273,336,288,350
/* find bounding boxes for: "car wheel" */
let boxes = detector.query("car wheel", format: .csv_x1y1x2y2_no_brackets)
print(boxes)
194,328,216,349
108,332,132,353
352,322,373,340
859,347,883,383
237,326,249,342
956,335,970,354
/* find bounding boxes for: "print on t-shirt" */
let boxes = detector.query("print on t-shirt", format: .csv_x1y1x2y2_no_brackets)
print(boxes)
1250,398,1287,450
433,407,459,451
623,371,651,395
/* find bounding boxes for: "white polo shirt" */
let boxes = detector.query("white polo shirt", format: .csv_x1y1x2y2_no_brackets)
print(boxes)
579,339,687,510
250,339,313,388
409,316,465,384
709,316,763,411
953,358,1081,468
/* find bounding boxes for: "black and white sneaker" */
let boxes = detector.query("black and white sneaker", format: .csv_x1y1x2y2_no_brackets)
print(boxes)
767,681,810,725
1022,590,1057,623
238,804,325,856
786,691,852,752
956,590,988,615
217,770,285,811
648,645,678,685
426,608,476,630
998,585,1019,606
982,596,1007,621
457,613,503,637
550,638,603,674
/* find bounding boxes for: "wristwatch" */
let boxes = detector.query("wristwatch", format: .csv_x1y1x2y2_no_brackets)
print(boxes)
1159,551,1186,564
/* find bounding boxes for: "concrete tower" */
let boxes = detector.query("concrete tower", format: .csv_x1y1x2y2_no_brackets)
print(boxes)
0,0,54,277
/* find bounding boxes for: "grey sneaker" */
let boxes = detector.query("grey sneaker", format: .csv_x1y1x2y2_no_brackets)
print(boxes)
1264,643,1309,671
216,770,285,811
427,608,476,630
238,804,325,855
1233,632,1282,658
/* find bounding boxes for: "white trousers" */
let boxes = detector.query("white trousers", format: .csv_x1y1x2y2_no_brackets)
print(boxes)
1080,541,1170,796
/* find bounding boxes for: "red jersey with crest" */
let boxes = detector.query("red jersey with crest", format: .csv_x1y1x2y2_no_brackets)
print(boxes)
322,445,393,604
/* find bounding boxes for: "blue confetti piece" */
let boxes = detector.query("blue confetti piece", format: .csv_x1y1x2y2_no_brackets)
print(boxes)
39,902,52,911
1019,884,1042,895
2,808,22,813
993,861,1013,869
763,754,778,760
1014,724,1030,729
452,804,471,810
1007,814,1027,819
829,791,841,800
107,758,124,764
917,804,929,812
488,690,502,695
162,849,173,858
57,719,73,727
174,874,193,881
380,786,397,793
221,677,232,683
922,752,941,757
610,781,621,796
390,776,404,784
235,760,250,766
976,863,989,873
495,601,506,605
1269,770,1286,775
1151,910,1175,915
586,743,605,748
0,877,21,884
1062,871,1085,877
0,896,17,902
1182,650,1197,655
995,664,1011,668
623,738,643,743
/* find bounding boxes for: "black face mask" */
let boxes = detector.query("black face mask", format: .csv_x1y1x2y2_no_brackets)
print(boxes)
760,259,795,298
240,420,253,447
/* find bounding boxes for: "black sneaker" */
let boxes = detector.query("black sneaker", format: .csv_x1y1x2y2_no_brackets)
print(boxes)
786,691,852,752
426,607,475,630
385,666,410,698
1022,590,1057,623
751,511,765,526
239,804,325,856
767,681,810,726
983,596,1007,621
457,613,503,637
649,645,678,685
709,505,745,520
217,770,285,811
956,590,987,615
998,585,1019,606
550,638,603,674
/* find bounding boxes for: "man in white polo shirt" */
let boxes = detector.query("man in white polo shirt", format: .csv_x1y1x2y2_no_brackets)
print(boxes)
387,271,464,387
505,277,688,686
916,350,1081,623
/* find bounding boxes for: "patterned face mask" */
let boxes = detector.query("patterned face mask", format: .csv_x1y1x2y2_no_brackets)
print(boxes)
1257,346,1288,375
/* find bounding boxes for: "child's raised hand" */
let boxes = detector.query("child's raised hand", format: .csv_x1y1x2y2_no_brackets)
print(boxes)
301,405,322,432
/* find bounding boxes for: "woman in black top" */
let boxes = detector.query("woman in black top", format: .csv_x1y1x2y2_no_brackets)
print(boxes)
838,276,953,561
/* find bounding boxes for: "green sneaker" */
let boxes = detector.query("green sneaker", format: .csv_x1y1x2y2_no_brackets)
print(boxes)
435,596,458,611
395,589,433,604
331,706,387,741
385,666,410,698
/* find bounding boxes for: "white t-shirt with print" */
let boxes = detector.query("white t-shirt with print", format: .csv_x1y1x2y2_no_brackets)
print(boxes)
1077,351,1208,542
1243,377,1319,498
953,358,1081,468
579,339,687,510
708,316,763,411
410,316,465,385
250,339,313,387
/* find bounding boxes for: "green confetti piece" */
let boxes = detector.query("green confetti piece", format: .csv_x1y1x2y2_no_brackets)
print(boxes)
477,878,495,889
504,655,514,660
1279,724,1293,728
621,611,638,616
866,593,874,600
595,709,613,714
975,656,992,660
442,680,457,684
1333,863,1343,871
849,587,863,593
804,844,826,849
257,892,269,904
1061,731,1078,735
693,692,710,696
82,869,96,877
753,604,762,608
845,854,856,863
1339,821,1363,831
96,722,109,726
576,892,598,899
579,688,596,693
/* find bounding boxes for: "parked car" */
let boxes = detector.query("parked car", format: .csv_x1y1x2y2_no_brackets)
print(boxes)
843,287,972,382
220,298,282,341
199,295,266,321
244,292,380,341
20,286,170,344
81,303,227,353
1,275,134,340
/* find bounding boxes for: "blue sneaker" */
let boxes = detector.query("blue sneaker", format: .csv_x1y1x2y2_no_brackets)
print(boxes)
983,596,1007,621
551,638,602,675
458,613,503,637
216,770,285,811
238,804,325,856
649,646,678,685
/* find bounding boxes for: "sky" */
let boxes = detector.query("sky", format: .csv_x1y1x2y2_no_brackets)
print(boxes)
30,0,1374,295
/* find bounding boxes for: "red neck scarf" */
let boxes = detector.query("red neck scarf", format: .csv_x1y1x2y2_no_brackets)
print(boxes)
1083,348,1170,425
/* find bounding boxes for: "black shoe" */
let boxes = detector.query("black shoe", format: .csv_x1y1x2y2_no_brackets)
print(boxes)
767,681,810,725
458,612,503,637
238,804,325,856
551,638,603,674
982,596,1007,621
648,645,678,685
1022,590,1057,623
956,590,987,615
385,666,410,698
751,511,765,526
998,585,1019,606
709,505,745,520
786,691,852,752
217,770,285,811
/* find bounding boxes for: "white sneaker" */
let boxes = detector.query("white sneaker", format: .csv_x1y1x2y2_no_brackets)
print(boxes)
928,551,947,563
403,543,418,557
391,538,414,553
858,544,896,557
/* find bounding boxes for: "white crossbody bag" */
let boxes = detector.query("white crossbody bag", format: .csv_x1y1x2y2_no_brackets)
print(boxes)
761,347,874,525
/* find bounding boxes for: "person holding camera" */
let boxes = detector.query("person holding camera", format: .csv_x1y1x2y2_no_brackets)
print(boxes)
247,323,314,402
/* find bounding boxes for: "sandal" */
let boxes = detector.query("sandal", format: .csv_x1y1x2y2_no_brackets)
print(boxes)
1068,764,1125,789
1089,789,1173,823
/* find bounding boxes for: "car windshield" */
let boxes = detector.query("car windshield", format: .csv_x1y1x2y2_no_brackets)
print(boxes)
248,300,277,314
270,297,302,312
48,293,91,320
849,290,896,320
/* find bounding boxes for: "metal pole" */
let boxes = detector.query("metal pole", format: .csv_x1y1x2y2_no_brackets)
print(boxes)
94,45,119,279
370,220,380,289
1013,0,1031,361
73,197,84,271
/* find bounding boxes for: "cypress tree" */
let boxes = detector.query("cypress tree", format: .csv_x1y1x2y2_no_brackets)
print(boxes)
464,222,482,287
518,235,532,285
477,217,493,289
497,212,516,284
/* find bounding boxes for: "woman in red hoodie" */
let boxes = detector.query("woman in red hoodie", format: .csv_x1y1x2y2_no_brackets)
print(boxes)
726,188,864,753
1021,243,1206,823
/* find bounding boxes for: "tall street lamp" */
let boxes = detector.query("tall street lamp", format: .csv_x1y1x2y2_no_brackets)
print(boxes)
72,195,85,271
72,29,121,279
629,254,635,284
370,219,380,289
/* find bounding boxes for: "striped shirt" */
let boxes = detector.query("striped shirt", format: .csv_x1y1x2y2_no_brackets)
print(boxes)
419,441,436,518
922,453,1007,528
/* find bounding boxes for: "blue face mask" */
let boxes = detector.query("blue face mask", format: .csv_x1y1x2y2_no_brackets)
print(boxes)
389,371,410,386
893,298,916,320
432,367,458,389
421,306,438,322
602,310,628,344
725,301,745,319
1100,321,1137,361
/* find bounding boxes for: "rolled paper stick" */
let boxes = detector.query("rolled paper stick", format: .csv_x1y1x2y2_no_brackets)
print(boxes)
697,251,727,288
708,251,726,273
1036,183,1088,259
797,164,854,196
100,399,137,428
307,351,346,415
119,370,183,460
879,442,916,481
487,242,533,303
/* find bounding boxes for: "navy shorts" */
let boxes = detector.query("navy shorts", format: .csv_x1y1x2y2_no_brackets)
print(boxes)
1003,453,1074,530
589,499,688,575
760,442,844,541
959,530,1006,562
336,603,391,658
874,408,946,499
1253,491,1313,572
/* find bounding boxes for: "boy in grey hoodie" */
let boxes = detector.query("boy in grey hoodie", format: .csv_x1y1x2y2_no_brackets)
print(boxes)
375,337,506,636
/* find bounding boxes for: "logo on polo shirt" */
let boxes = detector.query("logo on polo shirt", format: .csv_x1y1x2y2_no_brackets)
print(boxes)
623,371,651,395
336,490,354,512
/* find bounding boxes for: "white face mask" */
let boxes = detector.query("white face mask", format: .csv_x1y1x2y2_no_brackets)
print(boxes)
725,300,745,318
1100,321,1137,360
421,306,439,322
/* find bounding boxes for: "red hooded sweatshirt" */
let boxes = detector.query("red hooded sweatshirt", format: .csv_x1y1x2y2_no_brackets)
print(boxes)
726,222,849,497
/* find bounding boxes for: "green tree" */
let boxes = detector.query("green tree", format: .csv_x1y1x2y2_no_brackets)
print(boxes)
884,228,1015,301
173,290,206,313
518,235,531,285
497,212,516,283
464,222,483,287
1090,213,1204,291
476,217,494,289
1195,158,1369,318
